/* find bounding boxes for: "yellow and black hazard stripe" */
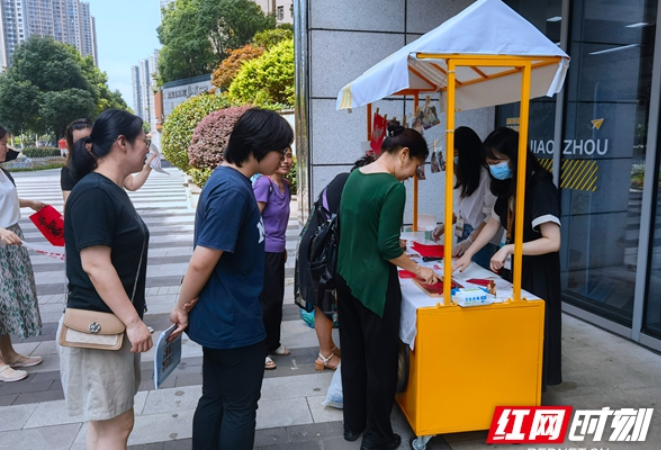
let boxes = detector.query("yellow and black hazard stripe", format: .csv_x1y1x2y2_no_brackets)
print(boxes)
538,158,598,192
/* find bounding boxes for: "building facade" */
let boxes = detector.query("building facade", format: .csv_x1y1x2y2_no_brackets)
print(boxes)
0,0,97,68
253,0,294,25
295,0,661,352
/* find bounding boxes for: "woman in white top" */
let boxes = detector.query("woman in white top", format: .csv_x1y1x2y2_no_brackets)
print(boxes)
432,126,500,268
0,125,46,382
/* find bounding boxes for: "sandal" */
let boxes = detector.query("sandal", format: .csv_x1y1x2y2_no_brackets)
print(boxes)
265,356,277,370
269,345,290,356
315,352,339,371
331,346,341,358
0,365,28,382
7,355,43,369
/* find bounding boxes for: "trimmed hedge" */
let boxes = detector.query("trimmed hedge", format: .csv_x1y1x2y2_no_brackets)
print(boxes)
161,93,229,173
21,147,61,158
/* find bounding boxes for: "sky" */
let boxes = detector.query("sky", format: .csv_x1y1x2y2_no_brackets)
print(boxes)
86,0,162,110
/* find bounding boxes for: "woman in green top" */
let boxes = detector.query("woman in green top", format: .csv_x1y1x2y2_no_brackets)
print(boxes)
336,123,439,450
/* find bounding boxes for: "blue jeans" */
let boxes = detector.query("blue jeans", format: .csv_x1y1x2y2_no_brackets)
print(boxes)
460,223,499,270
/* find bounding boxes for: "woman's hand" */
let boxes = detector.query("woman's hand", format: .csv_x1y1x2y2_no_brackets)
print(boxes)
169,302,193,342
125,321,153,353
453,253,472,273
490,244,513,272
0,228,21,246
452,239,472,257
28,200,45,211
144,153,157,170
431,224,444,242
415,266,441,284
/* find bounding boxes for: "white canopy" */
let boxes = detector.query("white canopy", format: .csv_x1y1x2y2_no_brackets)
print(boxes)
336,0,570,111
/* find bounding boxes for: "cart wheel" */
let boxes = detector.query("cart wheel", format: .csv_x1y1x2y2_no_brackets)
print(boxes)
396,340,410,393
410,435,433,450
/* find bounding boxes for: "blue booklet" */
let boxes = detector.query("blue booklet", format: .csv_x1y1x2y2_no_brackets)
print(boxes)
154,324,182,389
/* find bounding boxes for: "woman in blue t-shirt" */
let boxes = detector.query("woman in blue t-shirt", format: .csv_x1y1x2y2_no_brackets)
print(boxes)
169,108,294,450
253,147,293,370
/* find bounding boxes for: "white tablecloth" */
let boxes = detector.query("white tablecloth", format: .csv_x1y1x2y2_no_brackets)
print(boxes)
398,261,541,350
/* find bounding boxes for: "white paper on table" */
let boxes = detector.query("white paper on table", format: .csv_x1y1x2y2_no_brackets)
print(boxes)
21,240,65,261
149,145,170,175
399,262,542,350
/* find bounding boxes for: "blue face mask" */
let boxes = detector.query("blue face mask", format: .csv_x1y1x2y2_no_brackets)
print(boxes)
489,161,512,180
454,156,459,166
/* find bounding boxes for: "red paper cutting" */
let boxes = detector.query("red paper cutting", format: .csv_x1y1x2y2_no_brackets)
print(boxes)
370,113,387,155
398,270,417,279
29,205,64,247
411,242,445,258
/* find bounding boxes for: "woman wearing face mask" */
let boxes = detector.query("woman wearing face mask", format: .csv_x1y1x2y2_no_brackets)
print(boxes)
454,127,562,391
336,123,440,450
431,127,501,268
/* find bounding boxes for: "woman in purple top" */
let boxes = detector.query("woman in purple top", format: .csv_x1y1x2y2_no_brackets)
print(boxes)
253,147,294,370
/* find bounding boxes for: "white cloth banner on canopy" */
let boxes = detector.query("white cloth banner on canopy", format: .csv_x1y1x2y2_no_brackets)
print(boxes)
336,0,570,111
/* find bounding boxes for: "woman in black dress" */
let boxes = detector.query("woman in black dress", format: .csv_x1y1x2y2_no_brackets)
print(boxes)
455,127,562,390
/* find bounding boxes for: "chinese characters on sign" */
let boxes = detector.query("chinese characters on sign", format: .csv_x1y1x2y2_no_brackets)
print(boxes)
487,406,654,445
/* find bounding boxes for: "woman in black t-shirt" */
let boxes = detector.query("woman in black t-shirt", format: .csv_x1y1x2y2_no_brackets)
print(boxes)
59,109,153,449
295,153,375,371
455,127,562,391
61,118,157,207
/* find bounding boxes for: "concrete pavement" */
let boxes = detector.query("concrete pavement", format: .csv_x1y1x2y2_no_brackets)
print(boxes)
0,167,660,450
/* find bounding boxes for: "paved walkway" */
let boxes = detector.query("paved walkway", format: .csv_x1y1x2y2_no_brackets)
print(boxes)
1,168,660,450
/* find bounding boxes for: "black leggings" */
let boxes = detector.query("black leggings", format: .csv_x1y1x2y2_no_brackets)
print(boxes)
336,265,401,446
192,341,265,450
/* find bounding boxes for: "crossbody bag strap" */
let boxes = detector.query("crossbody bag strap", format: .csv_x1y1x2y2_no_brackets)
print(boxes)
130,214,147,303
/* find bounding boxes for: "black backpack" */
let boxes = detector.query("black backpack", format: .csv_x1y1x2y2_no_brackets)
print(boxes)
307,189,340,314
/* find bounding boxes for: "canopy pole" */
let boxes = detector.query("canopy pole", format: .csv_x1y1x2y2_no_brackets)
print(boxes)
443,60,456,306
513,62,532,302
413,95,419,232
367,103,372,141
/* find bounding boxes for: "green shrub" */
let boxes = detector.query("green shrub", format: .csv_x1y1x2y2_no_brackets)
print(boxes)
161,92,229,172
228,39,294,108
21,147,61,158
189,167,213,188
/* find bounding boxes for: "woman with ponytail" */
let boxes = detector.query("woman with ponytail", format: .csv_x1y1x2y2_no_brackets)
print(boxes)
59,109,153,450
61,118,156,206
336,121,439,449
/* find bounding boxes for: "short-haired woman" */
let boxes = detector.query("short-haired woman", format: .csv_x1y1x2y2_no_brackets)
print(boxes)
455,127,562,391
0,125,45,382
169,108,294,450
254,147,294,370
337,123,440,449
59,109,153,449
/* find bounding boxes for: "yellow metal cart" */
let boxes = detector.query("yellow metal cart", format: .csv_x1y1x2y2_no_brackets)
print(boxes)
335,1,570,448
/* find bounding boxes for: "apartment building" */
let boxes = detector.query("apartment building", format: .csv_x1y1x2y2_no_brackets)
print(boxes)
0,0,98,68
254,0,293,25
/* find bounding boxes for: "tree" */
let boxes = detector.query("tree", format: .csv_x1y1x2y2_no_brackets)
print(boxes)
0,76,40,135
228,39,294,108
39,89,96,137
157,0,275,84
78,55,129,114
211,45,264,91
157,0,214,84
0,36,128,137
252,28,293,50
199,0,275,60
